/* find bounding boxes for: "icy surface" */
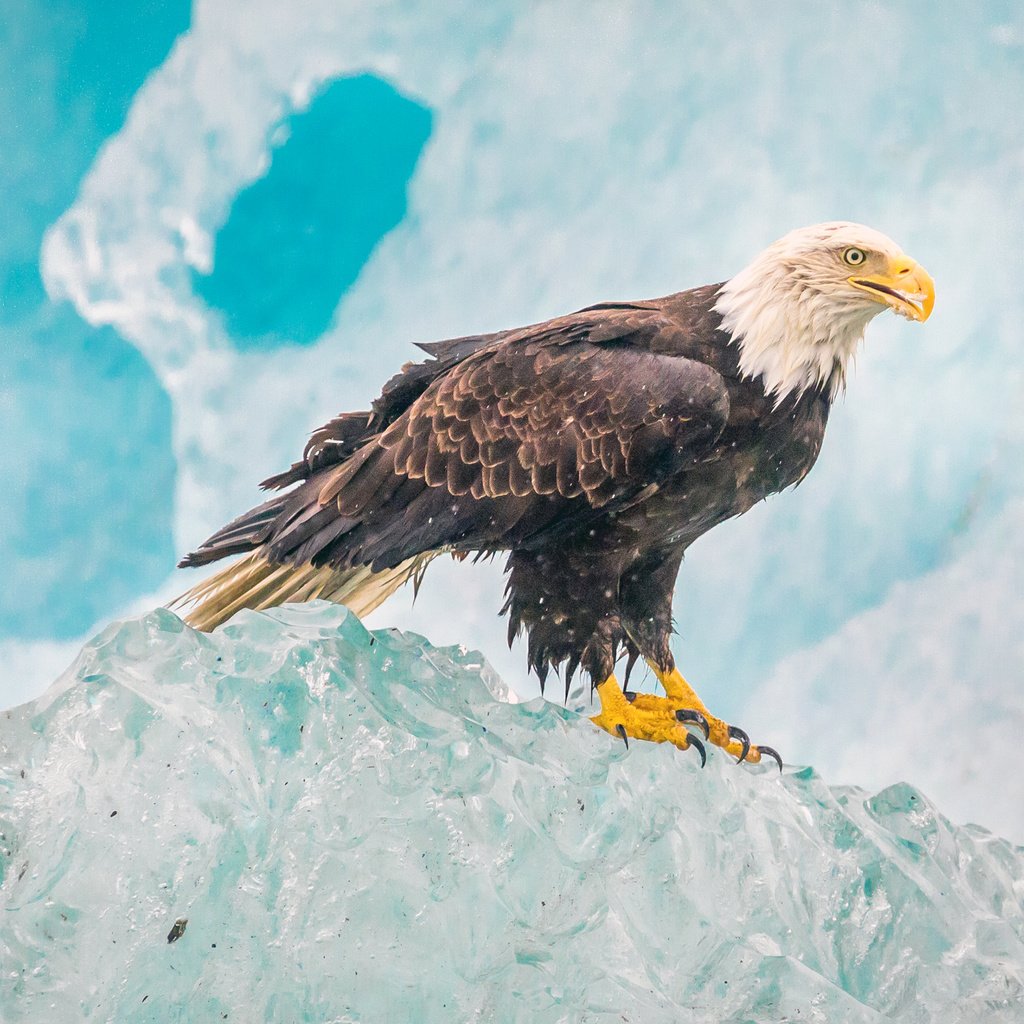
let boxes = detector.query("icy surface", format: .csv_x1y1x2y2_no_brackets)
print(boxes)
191,74,432,350
3,605,1024,1023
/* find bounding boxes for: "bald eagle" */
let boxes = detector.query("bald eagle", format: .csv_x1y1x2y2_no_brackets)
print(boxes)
175,223,934,766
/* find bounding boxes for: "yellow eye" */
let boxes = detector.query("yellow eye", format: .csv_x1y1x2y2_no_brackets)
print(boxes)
843,247,867,267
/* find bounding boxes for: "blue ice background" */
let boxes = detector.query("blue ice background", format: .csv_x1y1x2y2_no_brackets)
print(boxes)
2,2,1023,836
0,0,186,636
192,74,432,350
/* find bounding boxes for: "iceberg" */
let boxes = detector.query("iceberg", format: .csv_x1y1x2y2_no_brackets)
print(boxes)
3,604,1023,1022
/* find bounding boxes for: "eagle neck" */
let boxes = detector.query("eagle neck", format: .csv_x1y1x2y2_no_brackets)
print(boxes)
713,271,876,406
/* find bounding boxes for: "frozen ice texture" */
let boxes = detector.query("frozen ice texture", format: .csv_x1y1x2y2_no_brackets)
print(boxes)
0,0,186,638
192,73,433,350
0,306,176,639
3,604,1023,1023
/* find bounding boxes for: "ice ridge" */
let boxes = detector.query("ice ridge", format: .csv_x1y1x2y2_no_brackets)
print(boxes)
1,602,1023,1022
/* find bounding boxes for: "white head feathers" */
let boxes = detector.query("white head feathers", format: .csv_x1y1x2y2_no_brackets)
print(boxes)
714,222,932,404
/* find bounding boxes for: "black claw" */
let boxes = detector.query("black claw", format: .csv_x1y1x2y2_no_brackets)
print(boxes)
615,723,629,749
675,708,710,740
623,690,638,703
757,745,783,772
728,724,751,764
686,733,707,768
623,648,640,688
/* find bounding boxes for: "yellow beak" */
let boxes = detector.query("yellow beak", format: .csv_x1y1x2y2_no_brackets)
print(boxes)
849,254,935,322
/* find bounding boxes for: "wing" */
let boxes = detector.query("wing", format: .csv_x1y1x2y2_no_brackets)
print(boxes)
259,330,510,491
256,307,730,572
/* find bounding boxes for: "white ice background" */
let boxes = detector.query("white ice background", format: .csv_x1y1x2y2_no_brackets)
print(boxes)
6,2,1024,840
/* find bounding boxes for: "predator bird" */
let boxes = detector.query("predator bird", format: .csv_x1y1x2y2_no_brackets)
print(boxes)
174,222,934,766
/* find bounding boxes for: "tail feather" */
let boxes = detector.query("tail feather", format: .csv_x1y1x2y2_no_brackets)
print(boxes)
171,551,439,632
177,494,290,569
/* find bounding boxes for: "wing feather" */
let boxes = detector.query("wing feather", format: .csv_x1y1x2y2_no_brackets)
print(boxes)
222,307,730,572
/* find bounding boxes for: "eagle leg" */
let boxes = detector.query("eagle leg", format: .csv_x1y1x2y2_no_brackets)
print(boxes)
640,664,782,768
589,675,706,764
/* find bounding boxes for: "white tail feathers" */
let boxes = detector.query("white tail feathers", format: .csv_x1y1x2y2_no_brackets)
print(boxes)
170,552,438,632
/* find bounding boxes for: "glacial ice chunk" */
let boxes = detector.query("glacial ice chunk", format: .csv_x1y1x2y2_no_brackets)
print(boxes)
2,603,1023,1022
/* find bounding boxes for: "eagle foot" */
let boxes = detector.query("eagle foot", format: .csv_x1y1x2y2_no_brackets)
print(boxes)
728,724,750,763
589,673,781,769
676,708,711,739
753,744,783,772
590,675,707,764
651,664,782,769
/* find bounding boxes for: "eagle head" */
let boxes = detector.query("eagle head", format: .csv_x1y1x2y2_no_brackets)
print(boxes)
714,222,935,403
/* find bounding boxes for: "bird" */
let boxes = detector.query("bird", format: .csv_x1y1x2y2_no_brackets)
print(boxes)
173,222,934,767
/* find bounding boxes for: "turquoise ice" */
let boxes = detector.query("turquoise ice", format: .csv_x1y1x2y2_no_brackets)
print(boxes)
0,0,187,638
192,74,432,350
3,604,1023,1022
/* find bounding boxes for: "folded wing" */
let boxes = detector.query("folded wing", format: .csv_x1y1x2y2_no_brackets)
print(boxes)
182,308,731,576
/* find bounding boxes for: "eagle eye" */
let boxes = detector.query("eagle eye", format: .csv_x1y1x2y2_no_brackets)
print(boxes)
843,247,867,267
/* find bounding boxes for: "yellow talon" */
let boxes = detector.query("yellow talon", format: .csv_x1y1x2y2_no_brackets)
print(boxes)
647,663,765,763
590,675,702,755
588,666,778,767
